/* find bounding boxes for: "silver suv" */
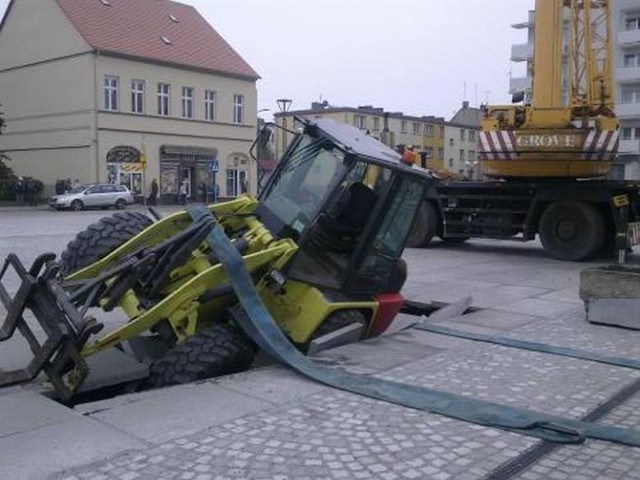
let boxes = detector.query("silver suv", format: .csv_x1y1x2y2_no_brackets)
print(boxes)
49,183,134,211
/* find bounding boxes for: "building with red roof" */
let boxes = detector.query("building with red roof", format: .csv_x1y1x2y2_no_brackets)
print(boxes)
0,0,260,202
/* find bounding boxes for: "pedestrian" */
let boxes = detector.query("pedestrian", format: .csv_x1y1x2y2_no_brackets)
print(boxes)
148,178,158,206
65,178,72,193
72,178,81,189
179,179,188,205
15,177,24,205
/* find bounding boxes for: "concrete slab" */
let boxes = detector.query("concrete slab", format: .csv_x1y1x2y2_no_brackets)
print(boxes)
214,365,328,404
0,392,144,480
439,308,543,332
314,336,445,374
79,378,271,444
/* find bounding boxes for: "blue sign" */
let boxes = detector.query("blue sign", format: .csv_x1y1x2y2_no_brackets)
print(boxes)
210,159,219,173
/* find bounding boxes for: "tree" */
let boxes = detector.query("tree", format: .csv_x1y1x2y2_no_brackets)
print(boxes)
0,106,14,180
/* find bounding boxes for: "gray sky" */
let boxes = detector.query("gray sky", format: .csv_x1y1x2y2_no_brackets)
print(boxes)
0,0,534,119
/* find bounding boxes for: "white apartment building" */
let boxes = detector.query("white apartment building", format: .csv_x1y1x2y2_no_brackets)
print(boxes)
509,0,640,179
0,0,259,201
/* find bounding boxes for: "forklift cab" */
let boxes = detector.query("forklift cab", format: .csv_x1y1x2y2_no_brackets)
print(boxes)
256,117,434,297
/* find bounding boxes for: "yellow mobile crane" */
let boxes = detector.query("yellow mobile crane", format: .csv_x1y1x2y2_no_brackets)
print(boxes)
408,0,640,261
482,0,618,177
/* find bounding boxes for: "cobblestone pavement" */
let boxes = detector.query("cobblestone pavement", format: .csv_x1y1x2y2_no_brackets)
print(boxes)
1,208,640,479
55,305,640,480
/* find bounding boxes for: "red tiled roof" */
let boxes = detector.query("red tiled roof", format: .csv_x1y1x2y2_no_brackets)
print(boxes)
56,0,259,80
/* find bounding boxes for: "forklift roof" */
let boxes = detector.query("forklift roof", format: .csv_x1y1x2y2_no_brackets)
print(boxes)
299,117,432,178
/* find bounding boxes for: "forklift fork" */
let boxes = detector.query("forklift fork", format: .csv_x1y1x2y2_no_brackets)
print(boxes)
0,253,101,400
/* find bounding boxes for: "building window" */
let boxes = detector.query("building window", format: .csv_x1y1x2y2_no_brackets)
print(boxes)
104,76,119,111
233,94,244,124
460,130,466,141
157,83,170,116
438,148,444,158
460,149,465,160
354,115,366,129
449,138,454,147
622,127,633,140
624,54,640,68
449,158,454,167
400,121,407,133
412,122,421,135
182,87,194,119
226,168,248,197
424,124,434,136
625,16,640,31
373,117,380,131
205,90,216,121
468,150,475,160
468,130,476,141
131,80,145,114
621,86,640,104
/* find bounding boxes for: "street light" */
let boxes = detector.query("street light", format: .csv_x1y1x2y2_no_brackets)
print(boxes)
277,98,292,158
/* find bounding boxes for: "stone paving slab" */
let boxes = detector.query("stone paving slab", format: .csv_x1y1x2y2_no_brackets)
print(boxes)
77,379,273,444
0,392,145,480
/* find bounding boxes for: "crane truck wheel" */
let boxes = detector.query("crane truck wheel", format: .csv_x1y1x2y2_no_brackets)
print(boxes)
60,211,153,276
407,201,437,248
146,323,256,389
539,202,605,261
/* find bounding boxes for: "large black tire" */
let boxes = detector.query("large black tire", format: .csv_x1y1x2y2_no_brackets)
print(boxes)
539,202,605,261
60,211,153,275
146,323,256,388
407,201,437,248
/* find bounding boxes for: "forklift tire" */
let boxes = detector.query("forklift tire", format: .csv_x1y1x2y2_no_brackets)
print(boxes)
539,201,604,261
60,211,153,275
407,201,437,248
146,323,255,389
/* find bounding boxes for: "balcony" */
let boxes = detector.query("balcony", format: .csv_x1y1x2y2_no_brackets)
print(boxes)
509,76,532,94
620,139,640,154
619,29,640,47
616,103,640,119
511,43,533,62
617,66,640,84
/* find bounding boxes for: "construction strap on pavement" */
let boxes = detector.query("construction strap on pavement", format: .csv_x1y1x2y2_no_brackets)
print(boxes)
189,206,640,448
412,322,640,371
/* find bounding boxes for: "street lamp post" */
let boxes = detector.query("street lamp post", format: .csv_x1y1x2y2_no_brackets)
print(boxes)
276,98,292,158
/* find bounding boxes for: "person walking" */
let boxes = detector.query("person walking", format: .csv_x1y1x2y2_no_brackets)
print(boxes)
179,179,188,205
148,178,158,206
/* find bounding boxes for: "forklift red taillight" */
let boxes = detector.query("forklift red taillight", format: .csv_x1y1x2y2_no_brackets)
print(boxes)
369,293,404,337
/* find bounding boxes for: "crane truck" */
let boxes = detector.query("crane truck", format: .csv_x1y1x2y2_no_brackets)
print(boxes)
408,0,640,261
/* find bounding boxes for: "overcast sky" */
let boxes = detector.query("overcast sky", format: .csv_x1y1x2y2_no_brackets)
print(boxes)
0,0,535,119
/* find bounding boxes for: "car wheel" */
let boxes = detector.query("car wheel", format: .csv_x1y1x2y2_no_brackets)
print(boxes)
70,200,84,211
115,199,127,210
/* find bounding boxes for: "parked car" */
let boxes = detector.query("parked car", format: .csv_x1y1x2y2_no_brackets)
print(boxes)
49,183,134,211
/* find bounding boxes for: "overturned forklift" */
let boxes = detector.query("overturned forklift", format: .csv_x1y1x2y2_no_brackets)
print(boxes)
0,118,433,400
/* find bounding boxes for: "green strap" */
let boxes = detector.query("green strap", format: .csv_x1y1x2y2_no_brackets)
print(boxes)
412,322,640,371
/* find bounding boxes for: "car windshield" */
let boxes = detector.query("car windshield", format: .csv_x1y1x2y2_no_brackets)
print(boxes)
67,186,86,194
260,134,349,236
